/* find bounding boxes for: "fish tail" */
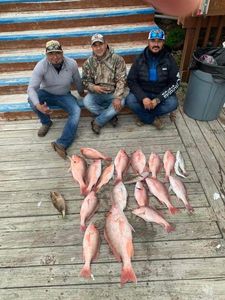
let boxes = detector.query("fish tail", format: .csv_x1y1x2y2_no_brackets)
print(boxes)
81,185,87,196
114,177,122,185
121,265,137,286
169,206,179,215
105,157,112,162
62,210,66,218
165,223,175,233
80,224,86,232
186,203,194,213
80,265,92,278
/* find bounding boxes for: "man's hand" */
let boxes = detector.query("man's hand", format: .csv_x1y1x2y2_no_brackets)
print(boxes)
151,98,160,109
113,98,122,112
143,97,153,110
93,85,110,94
36,103,52,115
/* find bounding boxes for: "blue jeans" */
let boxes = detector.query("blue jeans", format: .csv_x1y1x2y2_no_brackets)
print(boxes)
83,92,125,127
125,92,178,124
28,89,81,148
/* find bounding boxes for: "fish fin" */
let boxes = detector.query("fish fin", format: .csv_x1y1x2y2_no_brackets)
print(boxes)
169,206,179,215
126,239,134,258
80,266,92,278
165,223,175,233
121,265,137,286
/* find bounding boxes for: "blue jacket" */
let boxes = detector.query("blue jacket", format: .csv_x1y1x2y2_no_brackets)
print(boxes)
127,46,180,102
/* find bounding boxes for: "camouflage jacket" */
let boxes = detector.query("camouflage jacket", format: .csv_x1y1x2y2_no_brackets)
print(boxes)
82,47,129,100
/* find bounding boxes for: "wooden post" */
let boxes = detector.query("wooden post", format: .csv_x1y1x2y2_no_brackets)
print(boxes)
180,17,202,82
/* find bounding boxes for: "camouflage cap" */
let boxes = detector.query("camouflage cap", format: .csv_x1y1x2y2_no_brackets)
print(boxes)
46,40,63,53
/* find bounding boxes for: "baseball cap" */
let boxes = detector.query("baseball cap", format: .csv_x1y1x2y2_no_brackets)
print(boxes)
91,33,105,45
46,40,63,53
148,29,166,40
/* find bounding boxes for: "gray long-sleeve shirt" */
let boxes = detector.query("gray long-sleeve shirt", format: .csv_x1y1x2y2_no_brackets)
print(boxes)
27,56,84,105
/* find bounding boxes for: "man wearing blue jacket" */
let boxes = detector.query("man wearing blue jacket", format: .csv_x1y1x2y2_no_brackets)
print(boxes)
126,28,180,129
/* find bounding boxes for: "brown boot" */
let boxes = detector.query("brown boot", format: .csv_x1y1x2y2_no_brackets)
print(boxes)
110,116,118,127
135,119,144,127
91,120,101,135
169,111,176,122
152,117,164,130
38,121,53,137
51,142,67,159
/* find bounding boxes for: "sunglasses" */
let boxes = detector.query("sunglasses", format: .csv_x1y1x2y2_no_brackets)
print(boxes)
46,45,62,52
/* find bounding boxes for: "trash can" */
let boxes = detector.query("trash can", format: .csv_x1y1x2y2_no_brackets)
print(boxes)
184,47,225,121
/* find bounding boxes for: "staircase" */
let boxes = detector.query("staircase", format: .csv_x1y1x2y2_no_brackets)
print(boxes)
0,0,156,120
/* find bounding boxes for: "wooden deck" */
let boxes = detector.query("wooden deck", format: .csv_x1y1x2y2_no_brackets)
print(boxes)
0,106,225,300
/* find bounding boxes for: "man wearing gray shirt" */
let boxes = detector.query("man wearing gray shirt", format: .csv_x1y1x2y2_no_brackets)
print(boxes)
28,40,84,159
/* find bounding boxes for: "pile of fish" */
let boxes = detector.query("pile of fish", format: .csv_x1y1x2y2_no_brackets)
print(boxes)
51,147,193,286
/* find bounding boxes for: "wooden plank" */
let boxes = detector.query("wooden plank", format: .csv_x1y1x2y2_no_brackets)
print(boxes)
202,16,213,47
1,239,224,268
0,193,207,218
0,181,205,202
0,207,217,233
207,0,225,16
0,222,221,249
1,257,225,288
180,17,202,82
1,279,225,300
208,119,225,152
176,109,225,237
213,16,225,46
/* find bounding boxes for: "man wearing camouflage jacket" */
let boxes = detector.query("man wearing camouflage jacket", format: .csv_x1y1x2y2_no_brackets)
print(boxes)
82,33,129,134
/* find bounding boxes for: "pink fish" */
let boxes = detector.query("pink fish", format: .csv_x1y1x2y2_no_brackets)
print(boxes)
145,177,178,215
80,191,99,231
132,206,175,233
112,181,128,211
104,206,137,285
130,149,147,175
169,175,194,213
114,149,129,184
85,159,102,195
134,181,149,207
163,150,176,181
69,155,87,195
80,223,100,279
80,147,112,161
95,163,114,193
148,152,162,179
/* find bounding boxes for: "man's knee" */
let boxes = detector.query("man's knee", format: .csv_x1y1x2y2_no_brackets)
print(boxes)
125,93,138,107
164,96,178,112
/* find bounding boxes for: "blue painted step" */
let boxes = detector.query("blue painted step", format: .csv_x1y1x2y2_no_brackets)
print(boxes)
0,7,155,24
0,46,145,64
0,24,158,42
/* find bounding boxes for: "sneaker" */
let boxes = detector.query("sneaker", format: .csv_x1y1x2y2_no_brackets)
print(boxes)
38,121,53,137
152,117,164,130
110,116,118,127
91,120,101,135
51,142,67,159
135,119,144,127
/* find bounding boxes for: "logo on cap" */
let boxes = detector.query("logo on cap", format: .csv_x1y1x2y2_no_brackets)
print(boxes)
46,40,63,53
91,33,105,45
148,29,165,40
